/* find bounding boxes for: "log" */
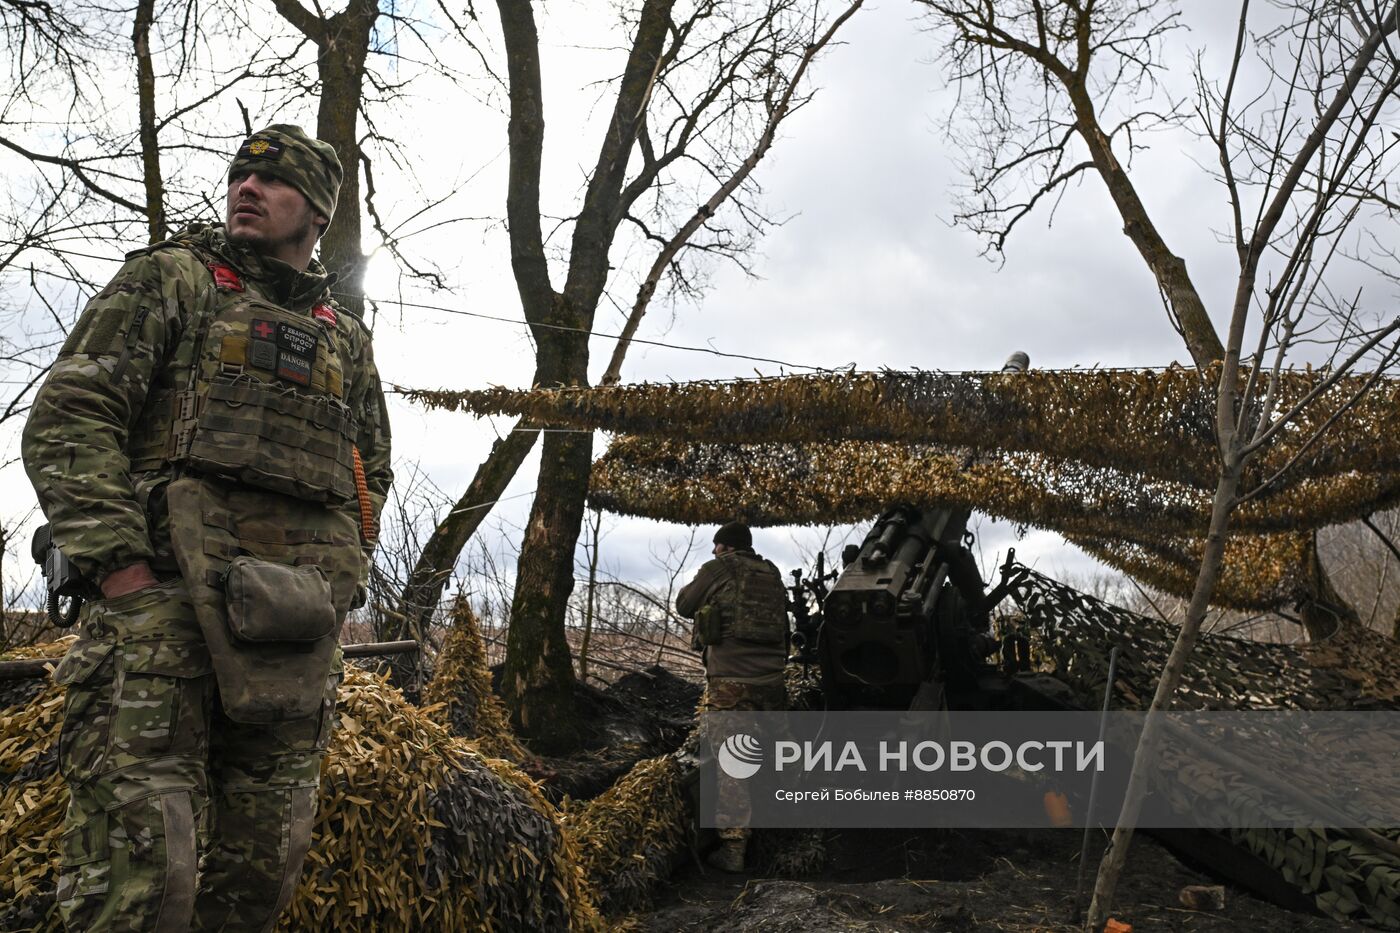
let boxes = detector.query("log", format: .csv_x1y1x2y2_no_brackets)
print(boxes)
0,639,421,680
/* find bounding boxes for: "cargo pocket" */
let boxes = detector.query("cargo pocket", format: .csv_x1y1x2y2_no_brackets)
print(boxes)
110,636,214,764
57,809,110,930
54,641,117,783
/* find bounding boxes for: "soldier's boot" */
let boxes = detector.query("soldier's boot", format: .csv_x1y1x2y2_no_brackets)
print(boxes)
706,838,747,873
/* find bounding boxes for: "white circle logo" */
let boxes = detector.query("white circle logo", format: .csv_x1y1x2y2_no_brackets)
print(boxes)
717,733,764,780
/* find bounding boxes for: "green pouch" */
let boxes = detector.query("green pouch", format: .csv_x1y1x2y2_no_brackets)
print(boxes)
695,603,726,647
166,476,350,724
185,375,355,503
224,556,335,643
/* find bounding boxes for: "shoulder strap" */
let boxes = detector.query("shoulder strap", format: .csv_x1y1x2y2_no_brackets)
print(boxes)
168,259,244,463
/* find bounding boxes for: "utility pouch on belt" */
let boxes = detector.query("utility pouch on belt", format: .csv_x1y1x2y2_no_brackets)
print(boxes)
166,475,358,723
224,557,336,643
695,603,726,647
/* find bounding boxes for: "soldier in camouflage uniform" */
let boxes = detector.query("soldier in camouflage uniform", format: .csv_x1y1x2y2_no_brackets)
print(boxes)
677,521,788,872
22,124,392,932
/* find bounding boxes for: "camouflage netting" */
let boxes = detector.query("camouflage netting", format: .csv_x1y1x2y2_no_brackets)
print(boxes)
406,367,1400,611
405,366,1400,492
588,438,1333,610
421,598,529,762
0,641,604,933
1008,566,1400,926
407,598,694,916
1006,564,1400,710
561,755,688,913
0,636,74,712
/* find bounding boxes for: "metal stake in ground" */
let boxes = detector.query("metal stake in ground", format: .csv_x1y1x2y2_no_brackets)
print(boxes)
1072,645,1120,925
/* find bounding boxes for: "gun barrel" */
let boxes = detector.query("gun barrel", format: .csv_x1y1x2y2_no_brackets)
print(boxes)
1001,351,1030,373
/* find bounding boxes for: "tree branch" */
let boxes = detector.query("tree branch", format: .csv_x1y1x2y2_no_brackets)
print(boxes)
0,135,146,215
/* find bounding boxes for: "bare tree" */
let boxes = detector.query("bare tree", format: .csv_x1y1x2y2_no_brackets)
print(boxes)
267,0,381,313
918,1,1400,925
479,0,866,750
392,0,867,674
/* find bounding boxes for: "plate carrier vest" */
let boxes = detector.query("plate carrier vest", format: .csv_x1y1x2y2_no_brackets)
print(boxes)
124,248,357,505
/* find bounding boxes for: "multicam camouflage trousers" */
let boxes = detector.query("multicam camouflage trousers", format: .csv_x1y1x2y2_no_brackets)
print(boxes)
51,579,338,932
701,676,786,843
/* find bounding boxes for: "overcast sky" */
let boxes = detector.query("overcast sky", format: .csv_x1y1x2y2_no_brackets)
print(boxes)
2,1,1387,607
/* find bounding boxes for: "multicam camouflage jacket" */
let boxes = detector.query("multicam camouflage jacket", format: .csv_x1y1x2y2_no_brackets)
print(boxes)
21,223,392,585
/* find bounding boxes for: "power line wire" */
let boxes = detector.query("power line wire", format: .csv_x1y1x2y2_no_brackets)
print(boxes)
346,291,844,373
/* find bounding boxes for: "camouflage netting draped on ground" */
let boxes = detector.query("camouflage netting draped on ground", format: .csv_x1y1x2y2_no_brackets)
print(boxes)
1008,565,1400,926
562,755,688,913
421,601,697,913
1004,564,1400,710
0,640,604,933
421,598,529,762
405,367,1400,611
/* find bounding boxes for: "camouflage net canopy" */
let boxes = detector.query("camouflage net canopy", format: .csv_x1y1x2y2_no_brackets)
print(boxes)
1010,565,1400,927
407,367,1400,610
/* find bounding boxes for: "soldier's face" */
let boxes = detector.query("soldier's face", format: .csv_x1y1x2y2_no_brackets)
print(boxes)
226,171,325,261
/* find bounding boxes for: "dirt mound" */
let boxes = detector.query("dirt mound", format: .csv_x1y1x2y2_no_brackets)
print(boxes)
606,665,703,723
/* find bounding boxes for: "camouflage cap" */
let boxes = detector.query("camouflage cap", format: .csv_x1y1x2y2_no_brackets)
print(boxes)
229,124,342,229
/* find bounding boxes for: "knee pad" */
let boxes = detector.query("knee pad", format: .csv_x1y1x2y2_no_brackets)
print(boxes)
58,791,197,933
267,785,317,925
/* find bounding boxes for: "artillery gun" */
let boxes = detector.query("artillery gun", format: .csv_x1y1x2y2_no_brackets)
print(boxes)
786,351,1068,713
788,502,1061,712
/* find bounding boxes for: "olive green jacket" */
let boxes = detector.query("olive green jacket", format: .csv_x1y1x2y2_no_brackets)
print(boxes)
676,549,788,683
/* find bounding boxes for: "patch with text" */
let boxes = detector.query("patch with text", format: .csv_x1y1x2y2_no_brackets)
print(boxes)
276,349,312,386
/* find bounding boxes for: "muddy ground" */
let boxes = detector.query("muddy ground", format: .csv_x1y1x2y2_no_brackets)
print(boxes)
634,827,1350,932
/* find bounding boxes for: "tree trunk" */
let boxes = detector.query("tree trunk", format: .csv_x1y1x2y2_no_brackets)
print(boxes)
578,508,602,682
495,0,676,752
1297,532,1360,640
270,0,377,312
132,0,165,244
312,1,376,316
1059,79,1222,371
1085,461,1245,930
503,429,593,751
394,424,540,641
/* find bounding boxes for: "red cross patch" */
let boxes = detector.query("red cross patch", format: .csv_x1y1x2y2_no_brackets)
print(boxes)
312,303,337,327
207,262,244,292
252,319,275,340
